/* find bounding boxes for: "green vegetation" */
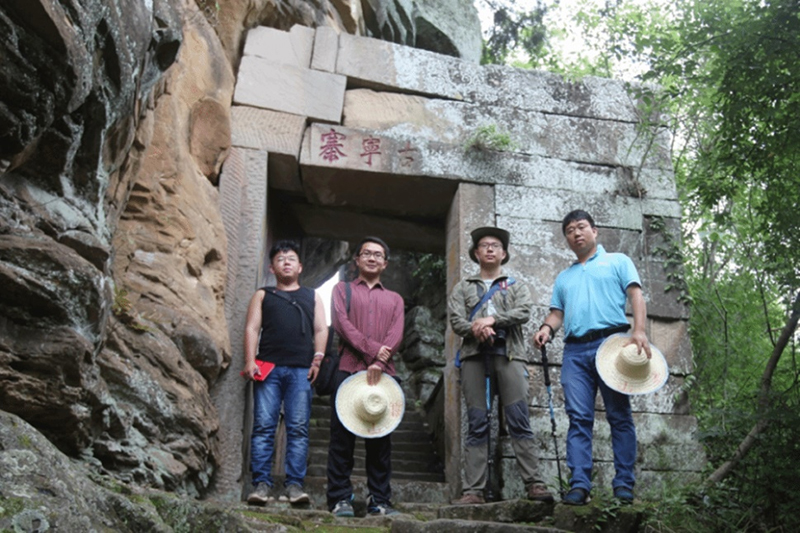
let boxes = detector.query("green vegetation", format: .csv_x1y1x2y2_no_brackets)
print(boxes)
464,124,518,153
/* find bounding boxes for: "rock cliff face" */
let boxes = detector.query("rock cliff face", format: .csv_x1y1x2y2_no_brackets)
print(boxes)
0,0,481,496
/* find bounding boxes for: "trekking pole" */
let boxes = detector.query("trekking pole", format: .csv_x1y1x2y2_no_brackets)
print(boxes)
484,351,495,502
541,344,565,500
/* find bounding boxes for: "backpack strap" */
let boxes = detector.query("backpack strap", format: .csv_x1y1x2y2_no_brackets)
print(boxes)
468,277,516,321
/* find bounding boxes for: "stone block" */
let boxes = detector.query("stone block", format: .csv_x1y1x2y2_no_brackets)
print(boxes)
337,34,651,123
234,56,346,123
649,318,693,375
528,366,689,415
242,25,314,68
230,106,306,192
311,25,339,72
524,411,705,470
215,146,268,501
343,88,672,170
495,185,646,231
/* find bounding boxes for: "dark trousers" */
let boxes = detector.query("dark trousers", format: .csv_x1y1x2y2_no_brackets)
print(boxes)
326,370,393,509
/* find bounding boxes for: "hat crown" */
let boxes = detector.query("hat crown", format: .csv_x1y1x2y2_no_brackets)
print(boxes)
355,389,388,422
615,345,650,380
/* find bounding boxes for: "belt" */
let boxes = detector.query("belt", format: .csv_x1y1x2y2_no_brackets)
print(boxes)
564,325,630,344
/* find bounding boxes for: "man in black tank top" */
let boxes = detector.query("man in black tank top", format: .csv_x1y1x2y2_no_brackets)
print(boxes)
243,240,328,506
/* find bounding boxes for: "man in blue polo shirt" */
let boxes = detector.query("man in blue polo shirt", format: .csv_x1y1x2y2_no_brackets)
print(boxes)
533,210,651,506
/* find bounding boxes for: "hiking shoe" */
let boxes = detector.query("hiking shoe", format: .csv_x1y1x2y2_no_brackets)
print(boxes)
367,495,399,516
563,487,591,506
331,495,354,517
451,493,485,505
246,482,272,506
527,483,554,503
285,483,310,505
614,486,634,505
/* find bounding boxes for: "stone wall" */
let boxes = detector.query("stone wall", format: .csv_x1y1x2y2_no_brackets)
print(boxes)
224,25,704,498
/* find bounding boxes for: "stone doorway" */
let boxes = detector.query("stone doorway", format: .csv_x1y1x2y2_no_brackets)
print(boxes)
208,24,704,504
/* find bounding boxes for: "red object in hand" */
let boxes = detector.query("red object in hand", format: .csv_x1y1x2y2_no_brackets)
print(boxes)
241,360,275,381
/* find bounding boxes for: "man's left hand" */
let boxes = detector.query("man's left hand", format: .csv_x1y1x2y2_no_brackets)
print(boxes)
626,331,652,359
367,363,383,386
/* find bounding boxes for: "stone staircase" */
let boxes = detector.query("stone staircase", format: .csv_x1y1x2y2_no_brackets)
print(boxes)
302,394,448,507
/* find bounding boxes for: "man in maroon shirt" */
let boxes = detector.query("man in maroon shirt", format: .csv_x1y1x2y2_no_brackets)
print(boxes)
326,236,405,517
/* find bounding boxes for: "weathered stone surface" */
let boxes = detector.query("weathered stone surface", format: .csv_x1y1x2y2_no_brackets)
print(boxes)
111,8,234,387
402,306,446,369
1,410,260,532
230,105,306,192
414,0,482,63
343,89,671,170
553,503,643,533
242,24,315,67
311,25,340,72
210,145,269,501
95,316,221,493
361,0,415,45
438,498,552,523
337,33,653,122
234,55,346,123
298,236,351,288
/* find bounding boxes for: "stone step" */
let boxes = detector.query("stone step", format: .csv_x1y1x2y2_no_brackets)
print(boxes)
234,497,576,532
310,406,430,431
308,437,438,454
308,426,433,443
308,452,444,481
305,464,445,482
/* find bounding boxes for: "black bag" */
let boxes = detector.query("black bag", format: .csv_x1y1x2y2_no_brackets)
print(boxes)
314,282,351,396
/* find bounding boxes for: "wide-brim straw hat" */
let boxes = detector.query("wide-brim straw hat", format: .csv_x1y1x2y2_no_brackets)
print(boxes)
596,334,669,395
469,227,510,264
335,371,405,438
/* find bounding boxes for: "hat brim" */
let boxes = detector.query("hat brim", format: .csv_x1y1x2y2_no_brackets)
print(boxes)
335,371,405,438
469,227,510,265
596,334,669,395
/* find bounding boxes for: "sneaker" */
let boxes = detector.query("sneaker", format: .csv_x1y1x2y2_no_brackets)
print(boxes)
613,486,634,505
527,483,554,503
246,482,272,506
285,483,310,505
331,495,354,517
451,493,485,505
367,495,399,516
563,487,591,506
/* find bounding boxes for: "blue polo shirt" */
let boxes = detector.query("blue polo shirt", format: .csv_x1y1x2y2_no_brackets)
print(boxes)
550,245,641,339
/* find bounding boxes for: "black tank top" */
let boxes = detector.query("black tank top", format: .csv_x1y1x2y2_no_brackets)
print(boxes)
256,286,315,367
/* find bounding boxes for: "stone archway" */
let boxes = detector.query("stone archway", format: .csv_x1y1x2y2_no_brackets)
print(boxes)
209,25,704,503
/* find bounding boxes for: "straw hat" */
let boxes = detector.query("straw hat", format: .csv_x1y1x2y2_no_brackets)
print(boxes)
335,371,405,438
469,227,510,265
596,334,669,395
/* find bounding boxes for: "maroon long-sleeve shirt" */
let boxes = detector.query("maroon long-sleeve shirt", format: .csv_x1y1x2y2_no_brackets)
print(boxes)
332,279,404,375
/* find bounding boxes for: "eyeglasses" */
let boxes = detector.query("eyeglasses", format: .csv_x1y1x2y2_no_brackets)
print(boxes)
359,250,386,261
274,255,299,263
478,242,503,251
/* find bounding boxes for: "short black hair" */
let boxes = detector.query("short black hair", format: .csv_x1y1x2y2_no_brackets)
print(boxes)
356,236,390,259
269,240,301,261
561,210,596,235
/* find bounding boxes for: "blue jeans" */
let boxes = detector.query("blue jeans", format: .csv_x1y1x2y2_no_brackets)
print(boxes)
251,365,312,487
561,338,636,492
